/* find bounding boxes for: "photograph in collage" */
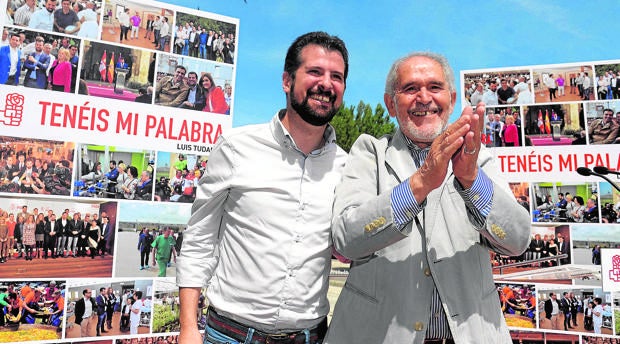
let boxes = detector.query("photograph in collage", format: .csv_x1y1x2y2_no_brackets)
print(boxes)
483,105,523,147
115,335,178,344
153,151,206,203
572,224,620,284
532,65,594,103
6,0,100,39
65,279,152,339
599,182,619,224
154,53,234,114
594,62,620,101
0,27,82,92
0,196,116,278
582,335,620,344
0,136,74,196
463,69,532,107
115,202,189,278
510,330,579,343
492,224,570,282
73,144,155,201
522,103,584,146
497,283,536,330
0,280,65,343
172,11,236,64
584,101,620,145
100,0,173,52
151,279,180,334
532,182,599,224
78,40,155,103
537,286,613,335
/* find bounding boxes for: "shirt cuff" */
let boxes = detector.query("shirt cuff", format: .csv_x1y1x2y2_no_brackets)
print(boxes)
391,178,424,230
454,169,493,217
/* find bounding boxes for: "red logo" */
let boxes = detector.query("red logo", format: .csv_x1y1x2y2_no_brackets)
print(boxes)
0,93,24,126
610,254,620,282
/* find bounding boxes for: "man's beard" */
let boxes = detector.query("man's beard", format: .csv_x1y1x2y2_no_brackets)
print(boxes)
289,82,338,127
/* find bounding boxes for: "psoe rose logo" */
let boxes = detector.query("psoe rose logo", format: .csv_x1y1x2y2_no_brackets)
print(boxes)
610,254,620,283
0,93,24,126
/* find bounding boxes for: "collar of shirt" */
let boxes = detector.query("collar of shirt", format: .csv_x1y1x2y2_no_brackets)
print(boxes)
272,109,337,156
401,132,430,167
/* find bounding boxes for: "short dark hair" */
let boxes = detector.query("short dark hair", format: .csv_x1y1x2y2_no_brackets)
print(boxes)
283,31,348,81
175,65,186,74
83,289,90,295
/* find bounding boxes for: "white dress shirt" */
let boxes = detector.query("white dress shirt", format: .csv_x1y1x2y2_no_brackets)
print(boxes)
177,111,346,332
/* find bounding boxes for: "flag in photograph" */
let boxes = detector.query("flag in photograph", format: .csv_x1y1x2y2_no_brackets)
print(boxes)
108,52,115,84
544,109,551,134
537,109,544,133
99,50,107,82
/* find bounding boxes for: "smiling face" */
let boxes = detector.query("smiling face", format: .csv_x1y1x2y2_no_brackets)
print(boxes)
384,55,455,144
283,44,346,127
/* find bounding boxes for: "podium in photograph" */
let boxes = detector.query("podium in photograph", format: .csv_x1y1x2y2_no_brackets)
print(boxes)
550,120,562,141
114,68,129,94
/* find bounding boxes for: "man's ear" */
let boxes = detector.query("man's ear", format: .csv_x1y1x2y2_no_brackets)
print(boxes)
283,71,292,94
384,93,396,118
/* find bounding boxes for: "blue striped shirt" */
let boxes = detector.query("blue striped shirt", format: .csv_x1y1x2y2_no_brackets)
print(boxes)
390,137,493,339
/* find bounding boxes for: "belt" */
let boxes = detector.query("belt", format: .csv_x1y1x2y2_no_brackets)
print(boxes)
424,339,455,344
207,307,327,344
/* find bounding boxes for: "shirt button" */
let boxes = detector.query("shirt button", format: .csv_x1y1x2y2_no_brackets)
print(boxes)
424,268,431,276
414,322,424,331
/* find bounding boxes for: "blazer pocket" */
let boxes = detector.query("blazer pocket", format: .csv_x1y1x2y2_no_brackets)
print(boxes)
343,282,378,304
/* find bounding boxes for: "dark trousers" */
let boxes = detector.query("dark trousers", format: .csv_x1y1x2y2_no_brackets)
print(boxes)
97,313,106,334
563,312,571,330
140,249,149,267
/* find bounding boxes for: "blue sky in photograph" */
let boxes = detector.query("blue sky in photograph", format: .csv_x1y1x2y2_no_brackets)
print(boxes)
162,0,619,128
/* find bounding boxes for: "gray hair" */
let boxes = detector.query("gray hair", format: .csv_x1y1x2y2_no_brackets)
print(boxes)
384,52,455,97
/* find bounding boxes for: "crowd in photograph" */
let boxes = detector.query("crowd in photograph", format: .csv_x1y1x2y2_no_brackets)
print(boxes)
534,192,601,223
6,0,100,39
594,69,620,100
498,284,536,326
116,335,179,344
583,335,620,344
491,232,568,268
77,159,153,200
154,64,232,114
172,21,235,64
69,286,150,337
155,154,207,203
483,108,523,147
0,281,64,328
542,292,609,334
1,29,80,93
464,72,532,106
0,205,112,262
0,148,72,195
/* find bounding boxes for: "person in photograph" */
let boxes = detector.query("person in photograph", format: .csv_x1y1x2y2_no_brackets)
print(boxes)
177,31,348,344
152,15,162,47
134,86,153,104
43,213,57,259
22,214,36,260
77,1,99,39
13,0,36,26
95,287,107,336
200,73,227,114
137,227,153,270
144,15,154,40
179,72,205,110
588,108,619,144
74,289,96,337
0,217,7,264
6,214,16,261
556,74,565,96
592,297,603,334
28,0,56,31
120,166,139,200
560,291,573,330
130,290,143,335
105,287,115,330
482,80,499,105
544,292,561,330
503,114,520,146
584,301,594,331
120,296,132,331
130,11,141,39
34,213,46,258
222,37,234,64
55,211,72,258
53,0,80,35
48,47,72,92
514,76,532,104
22,36,50,89
497,78,515,104
158,17,169,51
155,65,189,107
118,8,130,42
0,32,22,85
88,219,101,259
324,52,530,344
151,228,176,277
545,74,557,102
583,72,592,100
